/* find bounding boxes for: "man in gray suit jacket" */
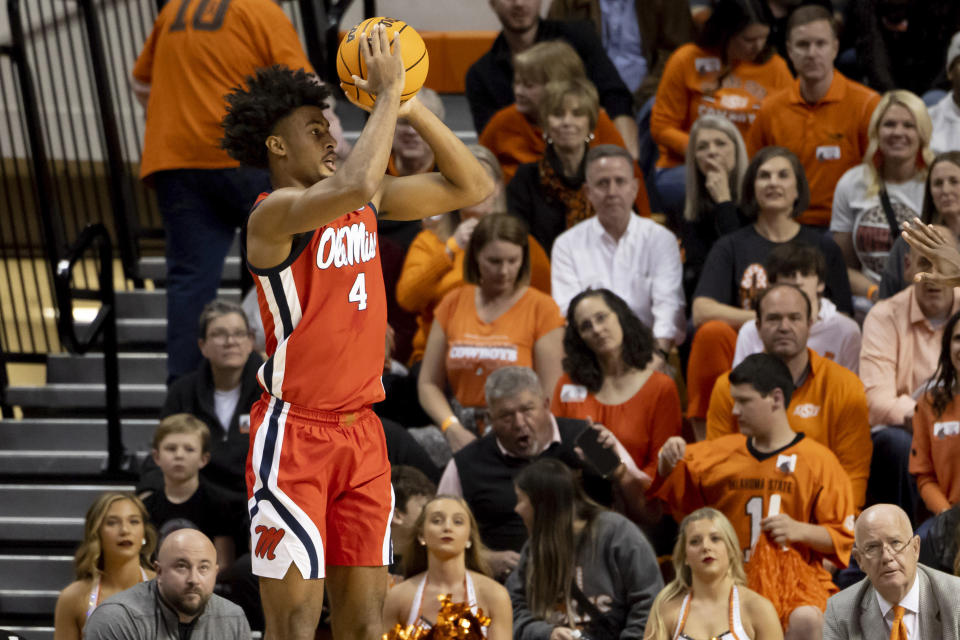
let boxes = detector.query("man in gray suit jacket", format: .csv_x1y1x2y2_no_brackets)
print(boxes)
823,504,960,639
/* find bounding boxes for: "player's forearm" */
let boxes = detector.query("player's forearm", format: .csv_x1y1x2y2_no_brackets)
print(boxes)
405,100,494,206
328,85,402,203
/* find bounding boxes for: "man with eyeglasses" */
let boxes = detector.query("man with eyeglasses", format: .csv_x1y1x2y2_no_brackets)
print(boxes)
823,503,960,639
437,365,646,579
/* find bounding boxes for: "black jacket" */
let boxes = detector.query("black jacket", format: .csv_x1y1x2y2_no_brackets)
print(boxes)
161,352,264,496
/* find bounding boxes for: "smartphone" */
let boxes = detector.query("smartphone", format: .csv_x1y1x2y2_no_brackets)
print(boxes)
574,426,621,478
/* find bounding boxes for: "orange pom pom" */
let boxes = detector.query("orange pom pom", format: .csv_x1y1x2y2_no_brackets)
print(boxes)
337,17,429,108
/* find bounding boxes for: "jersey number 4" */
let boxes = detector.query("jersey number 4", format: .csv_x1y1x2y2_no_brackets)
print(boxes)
349,273,368,310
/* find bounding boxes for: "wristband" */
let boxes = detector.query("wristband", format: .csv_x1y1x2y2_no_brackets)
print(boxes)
866,284,878,301
441,415,460,432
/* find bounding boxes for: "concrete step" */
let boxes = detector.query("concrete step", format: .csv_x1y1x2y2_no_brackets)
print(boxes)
138,255,242,284
116,288,241,319
0,418,158,452
0,626,53,640
0,483,136,544
46,353,166,385
47,352,167,384
4,383,166,410
0,484,136,520
0,555,73,591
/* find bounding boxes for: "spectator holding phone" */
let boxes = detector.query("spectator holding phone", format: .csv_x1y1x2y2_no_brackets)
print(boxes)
437,366,648,580
507,458,663,639
552,288,681,484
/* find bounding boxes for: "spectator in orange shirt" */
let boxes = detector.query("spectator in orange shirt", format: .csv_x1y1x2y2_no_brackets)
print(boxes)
686,147,851,438
747,6,880,228
910,310,960,518
479,41,629,185
132,0,331,383
506,79,651,255
397,145,551,367
650,0,793,216
418,214,565,453
705,283,872,509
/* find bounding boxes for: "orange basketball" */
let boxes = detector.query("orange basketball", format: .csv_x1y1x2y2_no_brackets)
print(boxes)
336,17,429,107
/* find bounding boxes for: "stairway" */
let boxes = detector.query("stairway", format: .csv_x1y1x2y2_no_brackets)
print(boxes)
0,266,241,639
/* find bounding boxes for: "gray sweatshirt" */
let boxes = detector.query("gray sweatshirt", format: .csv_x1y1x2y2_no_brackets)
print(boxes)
507,511,663,640
84,579,250,640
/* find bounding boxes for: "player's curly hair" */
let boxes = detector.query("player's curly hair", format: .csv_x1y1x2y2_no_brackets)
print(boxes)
220,65,331,169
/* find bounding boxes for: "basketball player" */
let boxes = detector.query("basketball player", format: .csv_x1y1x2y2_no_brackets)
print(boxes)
653,352,856,640
219,26,494,640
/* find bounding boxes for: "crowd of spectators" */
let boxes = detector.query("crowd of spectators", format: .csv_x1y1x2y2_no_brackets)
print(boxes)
54,0,960,637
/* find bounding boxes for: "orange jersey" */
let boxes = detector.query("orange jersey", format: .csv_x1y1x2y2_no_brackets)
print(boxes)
746,73,880,227
651,44,793,169
435,285,565,408
551,371,682,478
652,433,856,583
132,0,312,179
706,349,872,509
250,199,386,412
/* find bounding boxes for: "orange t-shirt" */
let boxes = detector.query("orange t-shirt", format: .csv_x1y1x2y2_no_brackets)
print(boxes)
479,104,651,216
909,393,960,514
705,349,872,509
133,0,312,179
551,371,682,478
747,72,880,227
435,286,565,408
651,43,793,169
652,433,855,582
396,229,552,364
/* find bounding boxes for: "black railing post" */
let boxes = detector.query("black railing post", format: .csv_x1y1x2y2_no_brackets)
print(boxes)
77,0,143,286
7,0,66,272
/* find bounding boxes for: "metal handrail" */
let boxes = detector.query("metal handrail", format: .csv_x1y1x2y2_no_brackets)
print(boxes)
54,224,126,476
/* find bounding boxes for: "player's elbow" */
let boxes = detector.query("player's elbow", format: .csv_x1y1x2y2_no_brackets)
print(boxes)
464,168,496,208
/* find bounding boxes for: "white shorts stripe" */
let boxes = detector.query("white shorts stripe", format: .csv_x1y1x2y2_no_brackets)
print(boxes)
249,398,326,580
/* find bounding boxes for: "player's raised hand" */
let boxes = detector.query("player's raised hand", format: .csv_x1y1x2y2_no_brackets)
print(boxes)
342,24,404,111
657,436,686,477
902,217,960,287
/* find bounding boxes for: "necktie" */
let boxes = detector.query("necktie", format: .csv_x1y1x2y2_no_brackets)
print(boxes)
890,604,907,640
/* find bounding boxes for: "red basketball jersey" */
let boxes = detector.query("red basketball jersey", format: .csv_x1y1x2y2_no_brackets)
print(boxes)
250,198,387,412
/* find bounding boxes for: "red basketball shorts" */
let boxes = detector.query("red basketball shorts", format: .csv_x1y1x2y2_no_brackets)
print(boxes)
246,393,394,580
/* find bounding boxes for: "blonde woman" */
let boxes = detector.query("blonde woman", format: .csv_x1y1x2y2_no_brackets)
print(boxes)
830,90,935,301
644,508,782,640
383,496,512,638
53,492,157,640
680,115,751,300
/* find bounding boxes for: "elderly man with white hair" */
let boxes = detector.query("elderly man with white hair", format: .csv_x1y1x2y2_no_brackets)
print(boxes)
823,504,960,639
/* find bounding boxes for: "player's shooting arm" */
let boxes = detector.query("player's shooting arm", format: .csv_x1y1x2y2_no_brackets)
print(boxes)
377,98,494,221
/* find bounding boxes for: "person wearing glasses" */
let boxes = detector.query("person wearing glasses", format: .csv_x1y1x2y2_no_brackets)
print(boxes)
436,366,648,581
823,503,960,639
156,299,262,498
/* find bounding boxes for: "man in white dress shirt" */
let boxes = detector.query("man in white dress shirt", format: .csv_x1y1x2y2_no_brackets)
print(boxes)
551,145,685,364
823,503,960,639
